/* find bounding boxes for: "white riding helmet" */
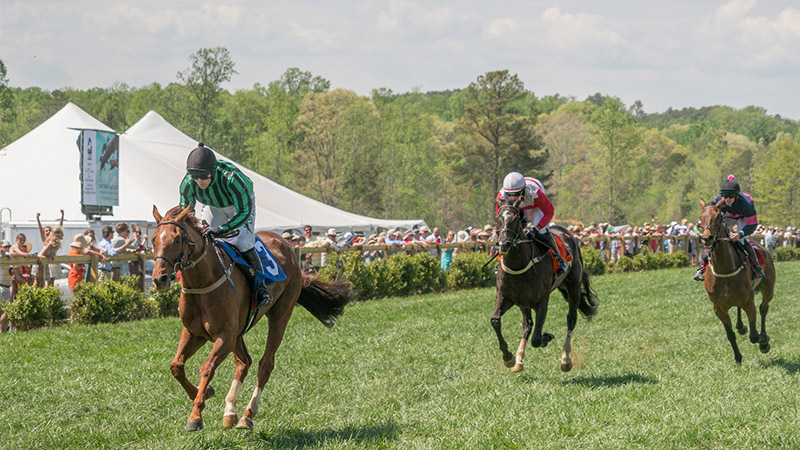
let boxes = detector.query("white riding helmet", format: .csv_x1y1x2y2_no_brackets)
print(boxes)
502,172,526,193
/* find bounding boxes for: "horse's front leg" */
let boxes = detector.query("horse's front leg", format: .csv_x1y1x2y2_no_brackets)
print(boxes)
511,308,533,373
223,336,252,428
530,301,553,348
735,307,748,335
186,336,234,431
170,328,212,402
490,296,515,368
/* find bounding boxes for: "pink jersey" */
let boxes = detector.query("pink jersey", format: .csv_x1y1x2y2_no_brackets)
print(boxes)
496,177,554,229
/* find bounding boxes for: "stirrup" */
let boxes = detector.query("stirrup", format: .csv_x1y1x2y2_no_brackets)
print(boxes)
255,286,273,308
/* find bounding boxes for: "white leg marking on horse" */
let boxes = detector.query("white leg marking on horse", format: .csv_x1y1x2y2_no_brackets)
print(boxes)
515,339,526,366
224,379,242,417
245,387,263,416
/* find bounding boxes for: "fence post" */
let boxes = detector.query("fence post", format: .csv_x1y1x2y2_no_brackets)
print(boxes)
89,254,99,282
137,253,146,292
36,258,46,287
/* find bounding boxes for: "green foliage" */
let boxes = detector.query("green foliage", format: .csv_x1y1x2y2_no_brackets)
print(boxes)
70,277,153,325
580,246,606,276
776,246,800,262
147,282,181,318
608,249,690,273
1,285,67,331
445,251,495,290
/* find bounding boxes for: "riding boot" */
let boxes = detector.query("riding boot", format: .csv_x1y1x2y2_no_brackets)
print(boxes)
693,252,708,281
742,239,764,278
539,231,566,277
242,248,273,307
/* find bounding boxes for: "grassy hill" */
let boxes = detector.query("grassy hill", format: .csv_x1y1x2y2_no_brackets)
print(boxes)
1,262,799,449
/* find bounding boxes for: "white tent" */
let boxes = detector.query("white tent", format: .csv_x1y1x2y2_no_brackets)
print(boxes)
0,103,424,250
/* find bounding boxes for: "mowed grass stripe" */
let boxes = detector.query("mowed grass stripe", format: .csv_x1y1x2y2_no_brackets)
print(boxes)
1,262,799,449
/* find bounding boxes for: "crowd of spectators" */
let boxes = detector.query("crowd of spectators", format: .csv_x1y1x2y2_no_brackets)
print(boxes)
283,220,800,274
1,211,151,323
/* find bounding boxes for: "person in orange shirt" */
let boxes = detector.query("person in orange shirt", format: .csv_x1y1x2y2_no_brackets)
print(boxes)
67,234,90,291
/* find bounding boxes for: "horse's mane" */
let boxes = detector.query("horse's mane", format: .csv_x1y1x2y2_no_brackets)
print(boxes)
164,205,203,232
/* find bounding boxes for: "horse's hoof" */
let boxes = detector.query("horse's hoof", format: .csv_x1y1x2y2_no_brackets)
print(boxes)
503,357,515,368
561,361,573,372
185,418,203,432
541,333,554,347
223,414,238,428
759,337,770,354
736,326,748,336
235,416,254,430
204,385,215,400
511,364,524,373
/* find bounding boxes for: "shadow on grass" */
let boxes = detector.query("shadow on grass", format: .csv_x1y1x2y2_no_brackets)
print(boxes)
761,357,800,374
561,373,658,388
254,421,399,449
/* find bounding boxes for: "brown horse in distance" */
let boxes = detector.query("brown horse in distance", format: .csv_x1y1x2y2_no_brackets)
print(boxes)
492,199,598,373
698,199,775,365
152,205,352,431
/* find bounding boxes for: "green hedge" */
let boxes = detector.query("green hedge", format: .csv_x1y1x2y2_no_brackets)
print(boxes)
607,248,689,273
580,246,606,276
1,285,68,331
70,277,154,325
148,282,181,317
319,250,492,300
776,246,800,262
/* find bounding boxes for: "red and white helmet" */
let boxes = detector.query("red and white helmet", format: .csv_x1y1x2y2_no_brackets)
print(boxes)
502,172,526,194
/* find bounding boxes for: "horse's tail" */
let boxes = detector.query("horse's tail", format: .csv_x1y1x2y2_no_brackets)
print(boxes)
576,249,599,320
297,275,353,328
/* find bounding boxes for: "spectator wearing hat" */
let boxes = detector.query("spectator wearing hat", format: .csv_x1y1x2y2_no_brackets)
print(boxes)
67,234,90,292
281,231,292,241
320,228,340,267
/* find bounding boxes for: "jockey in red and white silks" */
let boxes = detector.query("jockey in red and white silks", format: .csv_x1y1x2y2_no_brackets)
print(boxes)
495,175,554,231
496,172,564,276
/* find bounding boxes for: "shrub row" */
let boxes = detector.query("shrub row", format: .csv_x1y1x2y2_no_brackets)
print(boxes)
1,276,182,332
319,250,495,300
580,246,690,275
775,246,800,262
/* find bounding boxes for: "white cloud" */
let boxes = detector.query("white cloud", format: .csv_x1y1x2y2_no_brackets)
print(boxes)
484,19,519,40
289,22,341,51
541,7,625,49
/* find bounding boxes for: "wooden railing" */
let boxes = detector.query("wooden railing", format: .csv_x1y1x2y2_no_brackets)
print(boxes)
0,252,154,290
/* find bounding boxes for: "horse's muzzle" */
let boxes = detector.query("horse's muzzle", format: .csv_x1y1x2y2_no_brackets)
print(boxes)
153,273,176,291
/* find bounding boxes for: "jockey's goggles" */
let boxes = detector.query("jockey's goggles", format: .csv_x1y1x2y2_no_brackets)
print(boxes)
721,193,736,199
189,170,212,180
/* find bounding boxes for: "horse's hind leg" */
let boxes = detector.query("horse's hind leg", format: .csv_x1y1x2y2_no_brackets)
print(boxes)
237,309,292,430
186,336,234,431
758,287,773,353
742,297,759,345
511,308,533,373
735,308,748,335
530,301,552,348
170,328,213,402
490,297,515,368
714,306,743,365
223,336,252,428
560,287,579,372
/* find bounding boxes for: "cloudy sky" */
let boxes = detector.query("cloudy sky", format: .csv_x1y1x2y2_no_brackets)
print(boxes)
2,0,799,118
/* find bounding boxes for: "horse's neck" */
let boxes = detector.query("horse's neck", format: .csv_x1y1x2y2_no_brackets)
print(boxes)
505,240,537,266
179,233,220,286
711,238,743,269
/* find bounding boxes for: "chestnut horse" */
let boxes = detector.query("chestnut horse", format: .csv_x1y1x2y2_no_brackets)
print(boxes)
698,199,775,365
152,205,352,431
492,200,598,373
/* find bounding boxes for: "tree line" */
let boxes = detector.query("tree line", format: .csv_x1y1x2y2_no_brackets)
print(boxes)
1,48,799,230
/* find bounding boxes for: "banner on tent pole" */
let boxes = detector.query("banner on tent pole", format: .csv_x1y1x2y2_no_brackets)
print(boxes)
76,129,119,214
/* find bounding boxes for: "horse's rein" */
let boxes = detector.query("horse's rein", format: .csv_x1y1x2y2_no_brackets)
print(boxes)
154,221,207,274
495,205,532,250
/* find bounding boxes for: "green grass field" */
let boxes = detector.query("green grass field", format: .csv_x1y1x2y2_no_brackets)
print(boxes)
2,262,799,450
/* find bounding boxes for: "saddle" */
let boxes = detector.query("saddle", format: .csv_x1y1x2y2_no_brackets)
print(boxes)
215,236,287,334
549,234,573,274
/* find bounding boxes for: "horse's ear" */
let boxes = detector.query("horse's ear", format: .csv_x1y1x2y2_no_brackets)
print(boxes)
715,198,725,208
699,198,706,209
153,205,162,224
176,205,192,222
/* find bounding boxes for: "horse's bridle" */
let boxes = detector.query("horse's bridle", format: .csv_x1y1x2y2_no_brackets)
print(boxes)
495,204,531,253
700,208,729,251
154,220,205,276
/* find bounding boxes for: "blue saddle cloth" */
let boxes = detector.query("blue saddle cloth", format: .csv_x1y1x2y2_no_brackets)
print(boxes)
216,235,287,287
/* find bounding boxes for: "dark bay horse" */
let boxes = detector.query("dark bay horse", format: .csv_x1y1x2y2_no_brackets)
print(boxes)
492,200,598,373
152,205,352,431
699,199,775,365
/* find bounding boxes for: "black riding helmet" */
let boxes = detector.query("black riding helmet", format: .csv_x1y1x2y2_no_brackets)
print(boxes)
186,143,217,179
719,174,740,197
